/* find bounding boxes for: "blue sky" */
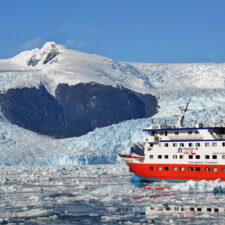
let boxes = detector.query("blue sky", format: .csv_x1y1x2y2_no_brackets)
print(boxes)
1,0,225,63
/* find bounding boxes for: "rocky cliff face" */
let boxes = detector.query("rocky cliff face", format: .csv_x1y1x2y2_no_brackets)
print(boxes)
0,83,158,138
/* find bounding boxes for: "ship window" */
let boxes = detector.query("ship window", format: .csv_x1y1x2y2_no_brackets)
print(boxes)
164,143,169,147
196,155,200,159
196,143,200,147
222,155,225,159
150,155,154,159
189,143,193,147
205,155,210,159
212,143,217,147
195,131,199,134
173,155,177,159
214,208,219,213
188,131,192,135
213,155,217,159
173,143,177,147
151,132,157,136
180,167,184,171
160,132,164,135
158,166,162,171
205,143,210,147
189,167,193,171
150,143,154,147
190,207,194,211
164,166,169,171
159,143,161,147
223,142,225,147
181,207,184,211
213,168,218,172
207,208,212,212
149,166,154,170
158,155,162,159
180,155,184,159
197,208,202,212
164,155,168,159
166,207,170,211
189,155,193,159
222,168,225,172
180,143,184,147
205,168,210,172
173,167,178,171
196,167,200,171
175,131,179,135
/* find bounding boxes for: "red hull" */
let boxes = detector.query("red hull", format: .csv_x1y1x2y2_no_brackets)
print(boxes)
127,163,225,181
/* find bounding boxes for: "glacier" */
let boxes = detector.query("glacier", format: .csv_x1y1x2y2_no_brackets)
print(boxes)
1,42,225,166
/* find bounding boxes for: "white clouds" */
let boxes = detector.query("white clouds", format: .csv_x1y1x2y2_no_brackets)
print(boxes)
6,37,45,57
20,37,45,51
62,38,87,49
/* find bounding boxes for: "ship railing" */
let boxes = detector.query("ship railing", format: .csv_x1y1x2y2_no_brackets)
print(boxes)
169,135,204,140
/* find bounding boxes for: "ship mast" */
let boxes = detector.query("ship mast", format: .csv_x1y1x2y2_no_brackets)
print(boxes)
176,99,190,128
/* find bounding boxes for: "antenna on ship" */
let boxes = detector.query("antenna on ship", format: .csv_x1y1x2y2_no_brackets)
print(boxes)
176,99,191,128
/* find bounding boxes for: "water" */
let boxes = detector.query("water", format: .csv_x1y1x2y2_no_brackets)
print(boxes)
0,165,225,224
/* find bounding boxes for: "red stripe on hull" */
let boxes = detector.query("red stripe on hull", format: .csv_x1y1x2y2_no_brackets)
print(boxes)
127,163,225,181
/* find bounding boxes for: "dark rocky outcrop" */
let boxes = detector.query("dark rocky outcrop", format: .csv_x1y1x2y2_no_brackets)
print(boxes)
0,83,158,138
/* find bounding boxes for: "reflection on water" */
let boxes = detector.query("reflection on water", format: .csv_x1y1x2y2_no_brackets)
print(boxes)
0,165,225,224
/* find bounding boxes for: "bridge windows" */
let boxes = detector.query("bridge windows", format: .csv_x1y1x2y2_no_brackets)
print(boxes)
189,143,193,147
158,155,162,159
188,131,192,135
175,131,179,135
222,155,225,159
149,155,154,159
164,143,169,147
179,155,184,159
196,143,200,147
196,155,200,159
164,155,169,159
173,143,177,147
212,155,217,159
180,143,184,147
205,155,210,159
173,155,177,159
189,155,193,159
223,142,225,147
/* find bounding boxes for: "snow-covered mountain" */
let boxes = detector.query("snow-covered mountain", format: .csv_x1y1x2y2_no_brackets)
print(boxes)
1,42,225,165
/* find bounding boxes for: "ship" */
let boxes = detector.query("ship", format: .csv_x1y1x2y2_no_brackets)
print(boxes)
119,100,225,182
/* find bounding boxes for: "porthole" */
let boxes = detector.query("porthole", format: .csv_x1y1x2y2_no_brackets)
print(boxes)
213,168,218,172
180,167,184,171
158,166,162,171
173,167,178,171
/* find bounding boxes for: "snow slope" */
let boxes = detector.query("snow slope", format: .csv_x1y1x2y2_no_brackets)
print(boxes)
1,42,225,166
